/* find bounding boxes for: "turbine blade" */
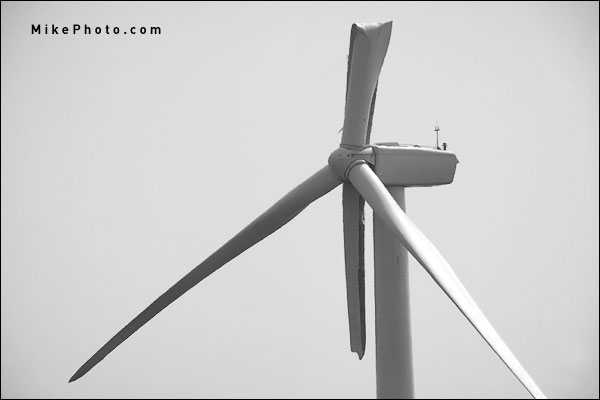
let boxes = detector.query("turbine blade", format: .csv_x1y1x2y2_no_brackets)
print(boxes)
69,165,342,383
342,183,366,359
342,22,392,147
347,163,546,399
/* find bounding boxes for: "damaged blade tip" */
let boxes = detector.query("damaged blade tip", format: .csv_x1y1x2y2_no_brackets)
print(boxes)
353,348,365,360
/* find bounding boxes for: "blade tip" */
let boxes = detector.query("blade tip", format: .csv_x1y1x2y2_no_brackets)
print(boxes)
69,367,86,383
352,348,365,360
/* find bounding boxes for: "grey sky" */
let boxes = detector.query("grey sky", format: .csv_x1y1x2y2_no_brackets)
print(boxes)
1,2,598,398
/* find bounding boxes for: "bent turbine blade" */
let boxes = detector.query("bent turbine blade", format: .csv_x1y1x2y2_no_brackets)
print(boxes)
69,165,341,383
342,22,392,147
347,163,546,399
342,183,366,359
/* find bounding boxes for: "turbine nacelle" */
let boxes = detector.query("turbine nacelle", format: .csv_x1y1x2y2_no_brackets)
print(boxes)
328,143,459,187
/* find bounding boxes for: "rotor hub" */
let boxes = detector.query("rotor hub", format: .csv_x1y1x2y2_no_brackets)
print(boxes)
328,146,375,181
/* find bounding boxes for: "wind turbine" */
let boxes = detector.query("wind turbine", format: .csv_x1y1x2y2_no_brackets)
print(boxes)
70,21,546,399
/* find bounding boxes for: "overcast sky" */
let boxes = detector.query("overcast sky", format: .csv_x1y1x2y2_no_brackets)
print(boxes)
1,2,598,399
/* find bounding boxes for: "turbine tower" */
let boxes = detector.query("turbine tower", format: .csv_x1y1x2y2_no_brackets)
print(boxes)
70,21,546,399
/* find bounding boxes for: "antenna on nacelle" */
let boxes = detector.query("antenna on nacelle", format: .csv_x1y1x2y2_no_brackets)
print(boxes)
434,122,440,149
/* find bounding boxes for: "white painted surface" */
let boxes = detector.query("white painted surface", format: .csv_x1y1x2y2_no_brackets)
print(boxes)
372,145,458,187
374,186,414,399
342,22,392,147
349,163,546,398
